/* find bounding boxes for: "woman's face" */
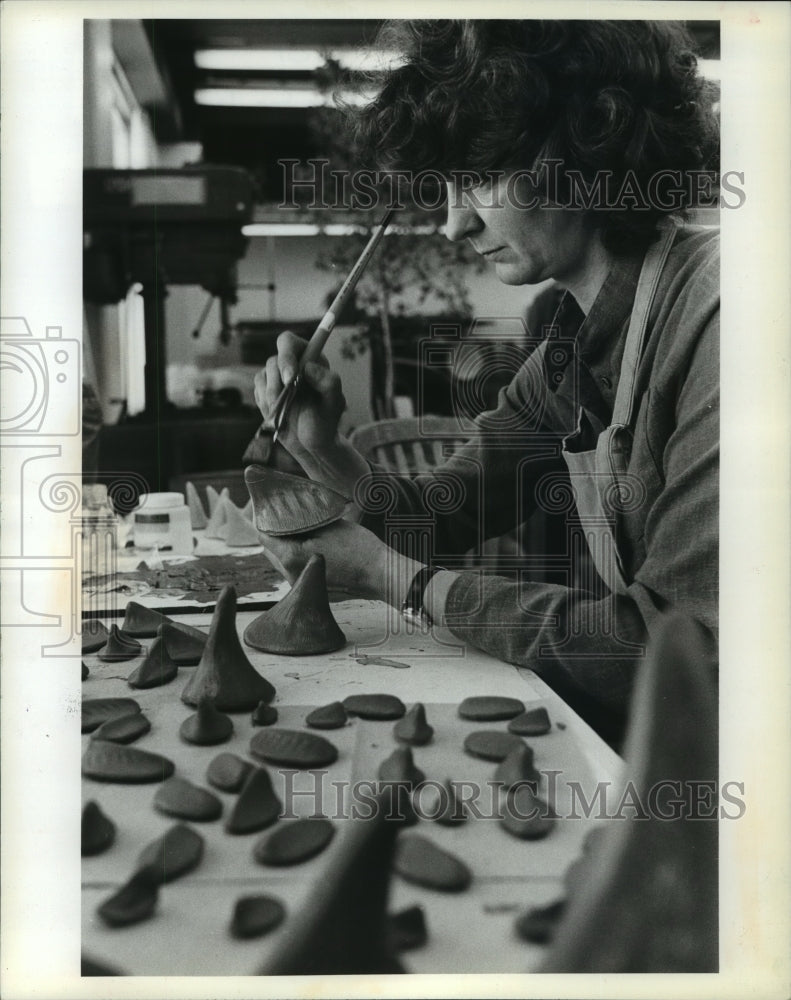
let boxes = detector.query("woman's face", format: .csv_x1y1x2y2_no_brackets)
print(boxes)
444,172,595,288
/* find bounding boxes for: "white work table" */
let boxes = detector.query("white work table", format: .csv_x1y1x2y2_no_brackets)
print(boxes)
81,593,622,976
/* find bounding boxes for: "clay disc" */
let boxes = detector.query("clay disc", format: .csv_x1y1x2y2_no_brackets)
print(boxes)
81,800,116,856
82,698,142,734
230,895,286,940
250,728,338,768
225,767,282,835
342,694,406,720
98,869,159,927
206,753,252,794
82,740,175,784
154,777,223,822
514,898,567,943
501,785,556,840
82,620,109,654
508,705,552,736
254,817,335,866
388,904,428,951
394,833,472,892
463,730,525,762
305,701,348,730
91,712,151,745
136,823,204,884
458,696,525,721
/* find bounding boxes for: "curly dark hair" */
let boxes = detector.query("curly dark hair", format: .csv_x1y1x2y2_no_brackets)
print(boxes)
353,20,719,253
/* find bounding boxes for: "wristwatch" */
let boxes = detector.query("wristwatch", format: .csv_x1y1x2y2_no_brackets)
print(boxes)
401,566,443,628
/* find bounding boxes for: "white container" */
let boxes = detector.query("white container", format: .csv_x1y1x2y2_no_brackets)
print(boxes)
133,492,193,554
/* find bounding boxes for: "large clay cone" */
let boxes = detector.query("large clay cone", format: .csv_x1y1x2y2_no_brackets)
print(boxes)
185,482,208,529
181,585,275,711
243,554,346,655
122,601,170,638
260,791,405,974
204,487,230,539
223,497,262,547
244,464,351,536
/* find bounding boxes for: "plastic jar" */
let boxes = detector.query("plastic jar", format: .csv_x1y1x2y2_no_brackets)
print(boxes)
133,492,193,554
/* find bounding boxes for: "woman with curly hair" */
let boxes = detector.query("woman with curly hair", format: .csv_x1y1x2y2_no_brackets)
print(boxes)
255,20,720,746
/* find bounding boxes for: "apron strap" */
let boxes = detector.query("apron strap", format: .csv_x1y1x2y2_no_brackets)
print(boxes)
611,218,679,428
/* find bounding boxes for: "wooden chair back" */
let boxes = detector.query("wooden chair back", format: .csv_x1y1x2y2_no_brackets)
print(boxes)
348,416,468,474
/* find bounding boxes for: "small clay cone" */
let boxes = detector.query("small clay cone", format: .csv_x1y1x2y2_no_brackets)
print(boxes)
431,779,468,827
493,744,540,791
186,481,208,529
180,697,234,745
378,746,425,787
127,635,179,689
204,488,230,538
393,703,433,746
98,625,142,662
205,484,221,516
251,701,278,726
243,554,346,655
181,585,275,711
82,800,116,856
224,498,262,547
159,621,207,666
122,601,170,638
261,789,405,974
226,766,282,835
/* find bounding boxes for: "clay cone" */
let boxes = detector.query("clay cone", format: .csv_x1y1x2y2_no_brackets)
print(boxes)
224,498,262,547
180,697,234,745
205,485,221,516
204,488,230,539
186,481,208,529
393,703,433,746
82,619,109,654
159,621,207,666
122,601,169,638
493,744,540,790
244,464,351,536
98,625,142,662
181,585,276,711
242,498,254,521
243,554,346,655
127,635,179,689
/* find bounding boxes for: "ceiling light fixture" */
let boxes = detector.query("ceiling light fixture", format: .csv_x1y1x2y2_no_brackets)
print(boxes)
194,48,404,73
195,87,375,108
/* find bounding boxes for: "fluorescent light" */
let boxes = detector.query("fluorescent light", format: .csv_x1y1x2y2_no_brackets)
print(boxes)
242,223,321,236
195,48,404,73
242,223,446,237
195,87,375,108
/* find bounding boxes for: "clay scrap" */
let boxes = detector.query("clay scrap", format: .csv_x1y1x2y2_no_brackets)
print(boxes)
508,705,552,736
394,833,472,893
154,777,222,822
82,740,175,784
136,823,205,883
230,895,286,940
305,701,347,730
81,800,116,856
206,752,252,794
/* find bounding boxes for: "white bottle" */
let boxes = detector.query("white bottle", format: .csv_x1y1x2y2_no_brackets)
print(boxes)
133,492,193,554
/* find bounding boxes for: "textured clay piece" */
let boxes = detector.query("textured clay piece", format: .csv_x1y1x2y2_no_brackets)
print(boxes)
97,867,159,927
342,693,406,720
305,701,348,730
458,695,525,721
181,585,275,711
204,487,230,538
250,727,338,768
501,784,556,840
81,800,116,856
186,481,208,529
98,625,142,663
92,711,151,745
205,484,221,516
223,498,262,547
515,899,567,944
254,817,335,866
252,701,278,726
244,463,351,536
82,740,175,784
243,554,346,656
463,729,525,762
378,746,425,787
180,697,234,746
136,823,204,884
425,779,468,826
121,601,170,638
508,705,552,736
127,635,179,689
82,619,109,654
82,661,89,680
154,777,223,822
159,621,207,667
231,895,286,940
82,697,142,734
206,752,252,794
393,703,433,746
226,767,282,835
388,904,428,951
493,744,540,790
394,833,472,892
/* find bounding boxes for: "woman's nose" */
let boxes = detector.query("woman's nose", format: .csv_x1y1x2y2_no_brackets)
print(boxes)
444,184,484,243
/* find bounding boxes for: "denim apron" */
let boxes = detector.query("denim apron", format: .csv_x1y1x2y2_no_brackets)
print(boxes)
561,220,677,595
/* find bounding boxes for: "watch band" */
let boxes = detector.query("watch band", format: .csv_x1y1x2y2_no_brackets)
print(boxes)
401,566,443,627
